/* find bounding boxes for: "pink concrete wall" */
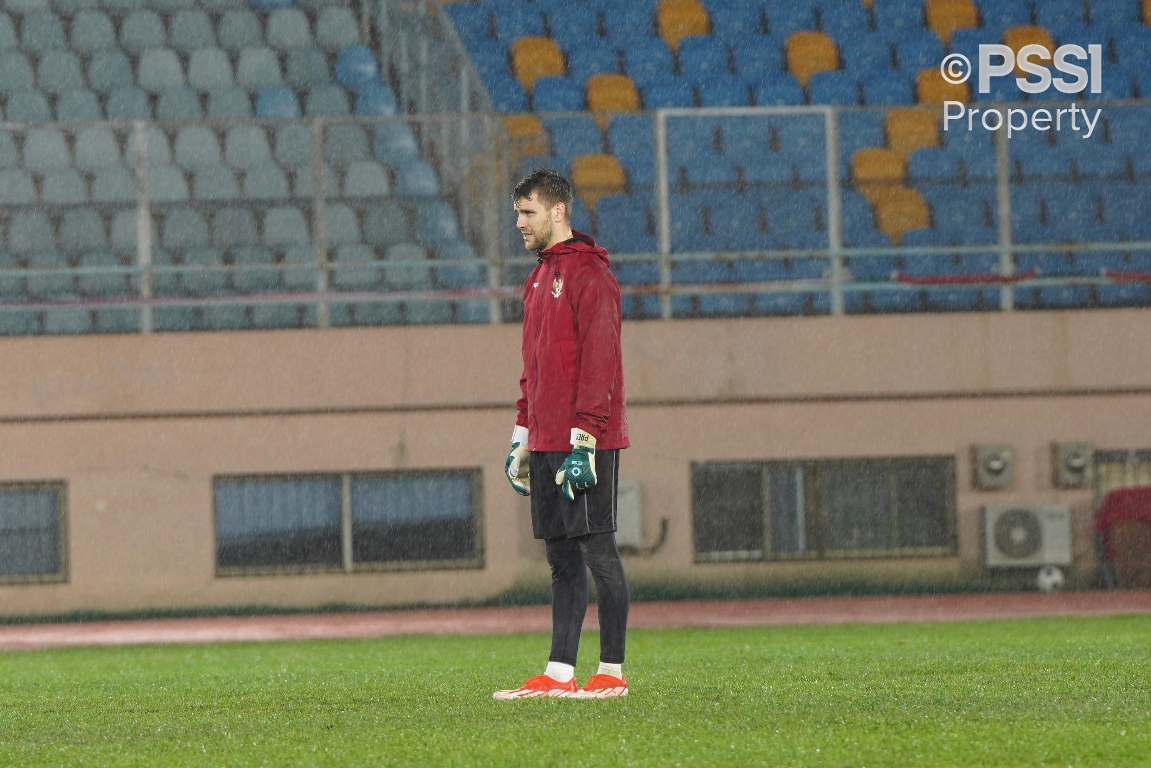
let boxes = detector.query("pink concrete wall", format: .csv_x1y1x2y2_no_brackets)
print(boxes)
0,309,1148,616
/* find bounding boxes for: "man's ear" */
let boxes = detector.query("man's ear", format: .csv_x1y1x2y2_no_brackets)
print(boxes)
552,202,566,223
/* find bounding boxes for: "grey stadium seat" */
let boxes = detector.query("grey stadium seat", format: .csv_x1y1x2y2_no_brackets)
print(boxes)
188,48,234,90
105,87,150,121
363,203,410,247
285,47,331,88
9,211,56,254
6,90,50,122
224,125,273,170
137,49,185,93
174,126,222,169
162,207,211,251
146,166,190,203
206,87,252,119
87,51,134,94
213,208,259,248
36,50,84,94
218,11,263,52
0,132,17,167
0,52,34,93
92,167,138,203
74,128,123,171
324,124,369,167
192,166,240,202
60,210,108,254
0,14,15,51
0,170,36,205
156,88,204,121
56,89,102,122
305,84,349,117
324,203,360,247
21,12,66,52
179,247,231,296
126,126,173,166
343,161,390,197
242,163,290,200
77,251,133,300
69,10,117,54
119,11,166,53
267,9,313,50
169,11,216,53
274,124,314,169
23,128,70,170
237,47,284,90
262,206,310,248
290,163,337,198
41,169,88,205
316,8,360,50
385,242,430,290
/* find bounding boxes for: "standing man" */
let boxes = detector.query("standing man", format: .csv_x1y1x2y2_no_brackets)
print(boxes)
494,169,631,700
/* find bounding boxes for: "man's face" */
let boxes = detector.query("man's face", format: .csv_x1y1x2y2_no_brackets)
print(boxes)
514,193,562,251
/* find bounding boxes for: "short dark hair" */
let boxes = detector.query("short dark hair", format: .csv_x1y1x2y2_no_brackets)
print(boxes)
513,168,574,220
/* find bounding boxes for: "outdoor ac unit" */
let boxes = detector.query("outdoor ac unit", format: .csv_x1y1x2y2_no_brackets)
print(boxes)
615,479,643,550
984,504,1073,567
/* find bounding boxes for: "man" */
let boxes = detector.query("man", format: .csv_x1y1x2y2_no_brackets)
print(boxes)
494,169,631,700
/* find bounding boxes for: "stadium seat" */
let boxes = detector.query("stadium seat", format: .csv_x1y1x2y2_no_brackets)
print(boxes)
887,109,940,157
543,116,604,163
916,68,968,103
170,10,217,53
678,36,730,80
785,31,838,88
656,0,710,51
808,71,859,105
603,6,656,39
511,37,565,92
207,87,253,119
587,73,640,112
841,34,892,73
267,8,314,50
622,38,674,86
548,6,598,50
257,86,302,117
642,77,695,107
568,42,621,81
766,5,816,36
924,0,978,44
533,76,585,111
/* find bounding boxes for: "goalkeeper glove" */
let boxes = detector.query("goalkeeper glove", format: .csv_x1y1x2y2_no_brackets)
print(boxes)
505,425,530,496
555,428,597,502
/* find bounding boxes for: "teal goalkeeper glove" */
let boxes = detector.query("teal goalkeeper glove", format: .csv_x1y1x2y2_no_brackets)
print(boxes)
555,428,597,502
505,426,530,496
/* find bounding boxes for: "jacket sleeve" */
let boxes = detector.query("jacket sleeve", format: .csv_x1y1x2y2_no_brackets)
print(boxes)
516,276,532,429
573,265,623,440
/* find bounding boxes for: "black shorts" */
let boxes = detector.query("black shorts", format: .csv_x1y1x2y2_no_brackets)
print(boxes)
529,449,620,540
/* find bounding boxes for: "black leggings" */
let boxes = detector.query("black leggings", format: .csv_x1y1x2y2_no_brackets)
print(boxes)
545,531,630,666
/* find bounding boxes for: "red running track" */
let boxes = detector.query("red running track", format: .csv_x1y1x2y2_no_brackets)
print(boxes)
1,591,1149,653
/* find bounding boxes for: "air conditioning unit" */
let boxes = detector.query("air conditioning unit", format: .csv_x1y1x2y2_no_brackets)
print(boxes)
615,479,643,550
984,505,1072,567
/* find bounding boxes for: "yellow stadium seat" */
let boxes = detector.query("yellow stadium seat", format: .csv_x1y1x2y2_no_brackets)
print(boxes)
657,0,710,51
852,147,906,203
786,31,839,88
872,187,929,245
1003,26,1056,74
916,68,968,103
570,154,627,211
586,74,640,113
503,115,548,159
886,108,940,157
925,0,977,45
511,36,565,92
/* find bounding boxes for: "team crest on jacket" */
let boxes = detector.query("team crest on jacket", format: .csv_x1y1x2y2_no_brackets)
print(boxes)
551,276,564,298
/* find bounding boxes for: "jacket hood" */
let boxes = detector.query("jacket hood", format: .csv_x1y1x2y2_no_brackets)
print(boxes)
538,230,610,267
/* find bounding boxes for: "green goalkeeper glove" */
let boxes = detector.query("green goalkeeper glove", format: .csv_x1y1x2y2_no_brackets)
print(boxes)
555,428,597,502
505,425,530,496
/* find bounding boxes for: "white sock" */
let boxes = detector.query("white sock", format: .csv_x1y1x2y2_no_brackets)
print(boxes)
597,662,623,679
544,661,574,683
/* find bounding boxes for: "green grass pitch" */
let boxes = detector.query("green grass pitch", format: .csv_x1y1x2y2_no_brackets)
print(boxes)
1,615,1148,767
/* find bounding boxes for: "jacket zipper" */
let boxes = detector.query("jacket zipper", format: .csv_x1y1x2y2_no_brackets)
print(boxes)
530,253,548,445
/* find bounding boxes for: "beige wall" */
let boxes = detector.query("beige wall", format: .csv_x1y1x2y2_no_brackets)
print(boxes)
1,309,1149,616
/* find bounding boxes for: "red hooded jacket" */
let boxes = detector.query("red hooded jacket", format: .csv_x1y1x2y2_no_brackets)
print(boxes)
516,231,630,452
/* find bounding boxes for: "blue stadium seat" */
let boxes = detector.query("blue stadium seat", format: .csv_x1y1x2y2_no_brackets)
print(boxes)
841,34,892,73
699,75,750,106
765,5,816,35
607,115,655,186
863,72,913,105
494,6,544,41
1091,0,1141,28
335,46,380,91
256,86,301,117
393,159,440,197
710,4,763,42
740,153,794,185
373,122,421,164
415,200,461,244
486,75,528,111
567,42,620,80
1101,185,1151,239
908,148,960,182
979,0,1034,34
732,43,784,78
1036,0,1088,30
623,38,674,87
752,77,804,106
355,82,399,116
872,0,924,39
603,6,655,39
1010,184,1048,244
446,4,492,40
597,193,657,253
808,71,860,106
548,6,598,49
533,76,584,111
542,117,603,163
642,78,694,108
678,36,731,81
1074,144,1130,180
895,36,945,72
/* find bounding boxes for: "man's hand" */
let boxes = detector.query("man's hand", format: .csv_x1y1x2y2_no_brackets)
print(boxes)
555,429,597,502
506,426,530,496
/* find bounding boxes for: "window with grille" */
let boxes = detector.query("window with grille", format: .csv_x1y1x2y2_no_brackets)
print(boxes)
692,458,955,561
215,471,482,575
0,483,66,582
